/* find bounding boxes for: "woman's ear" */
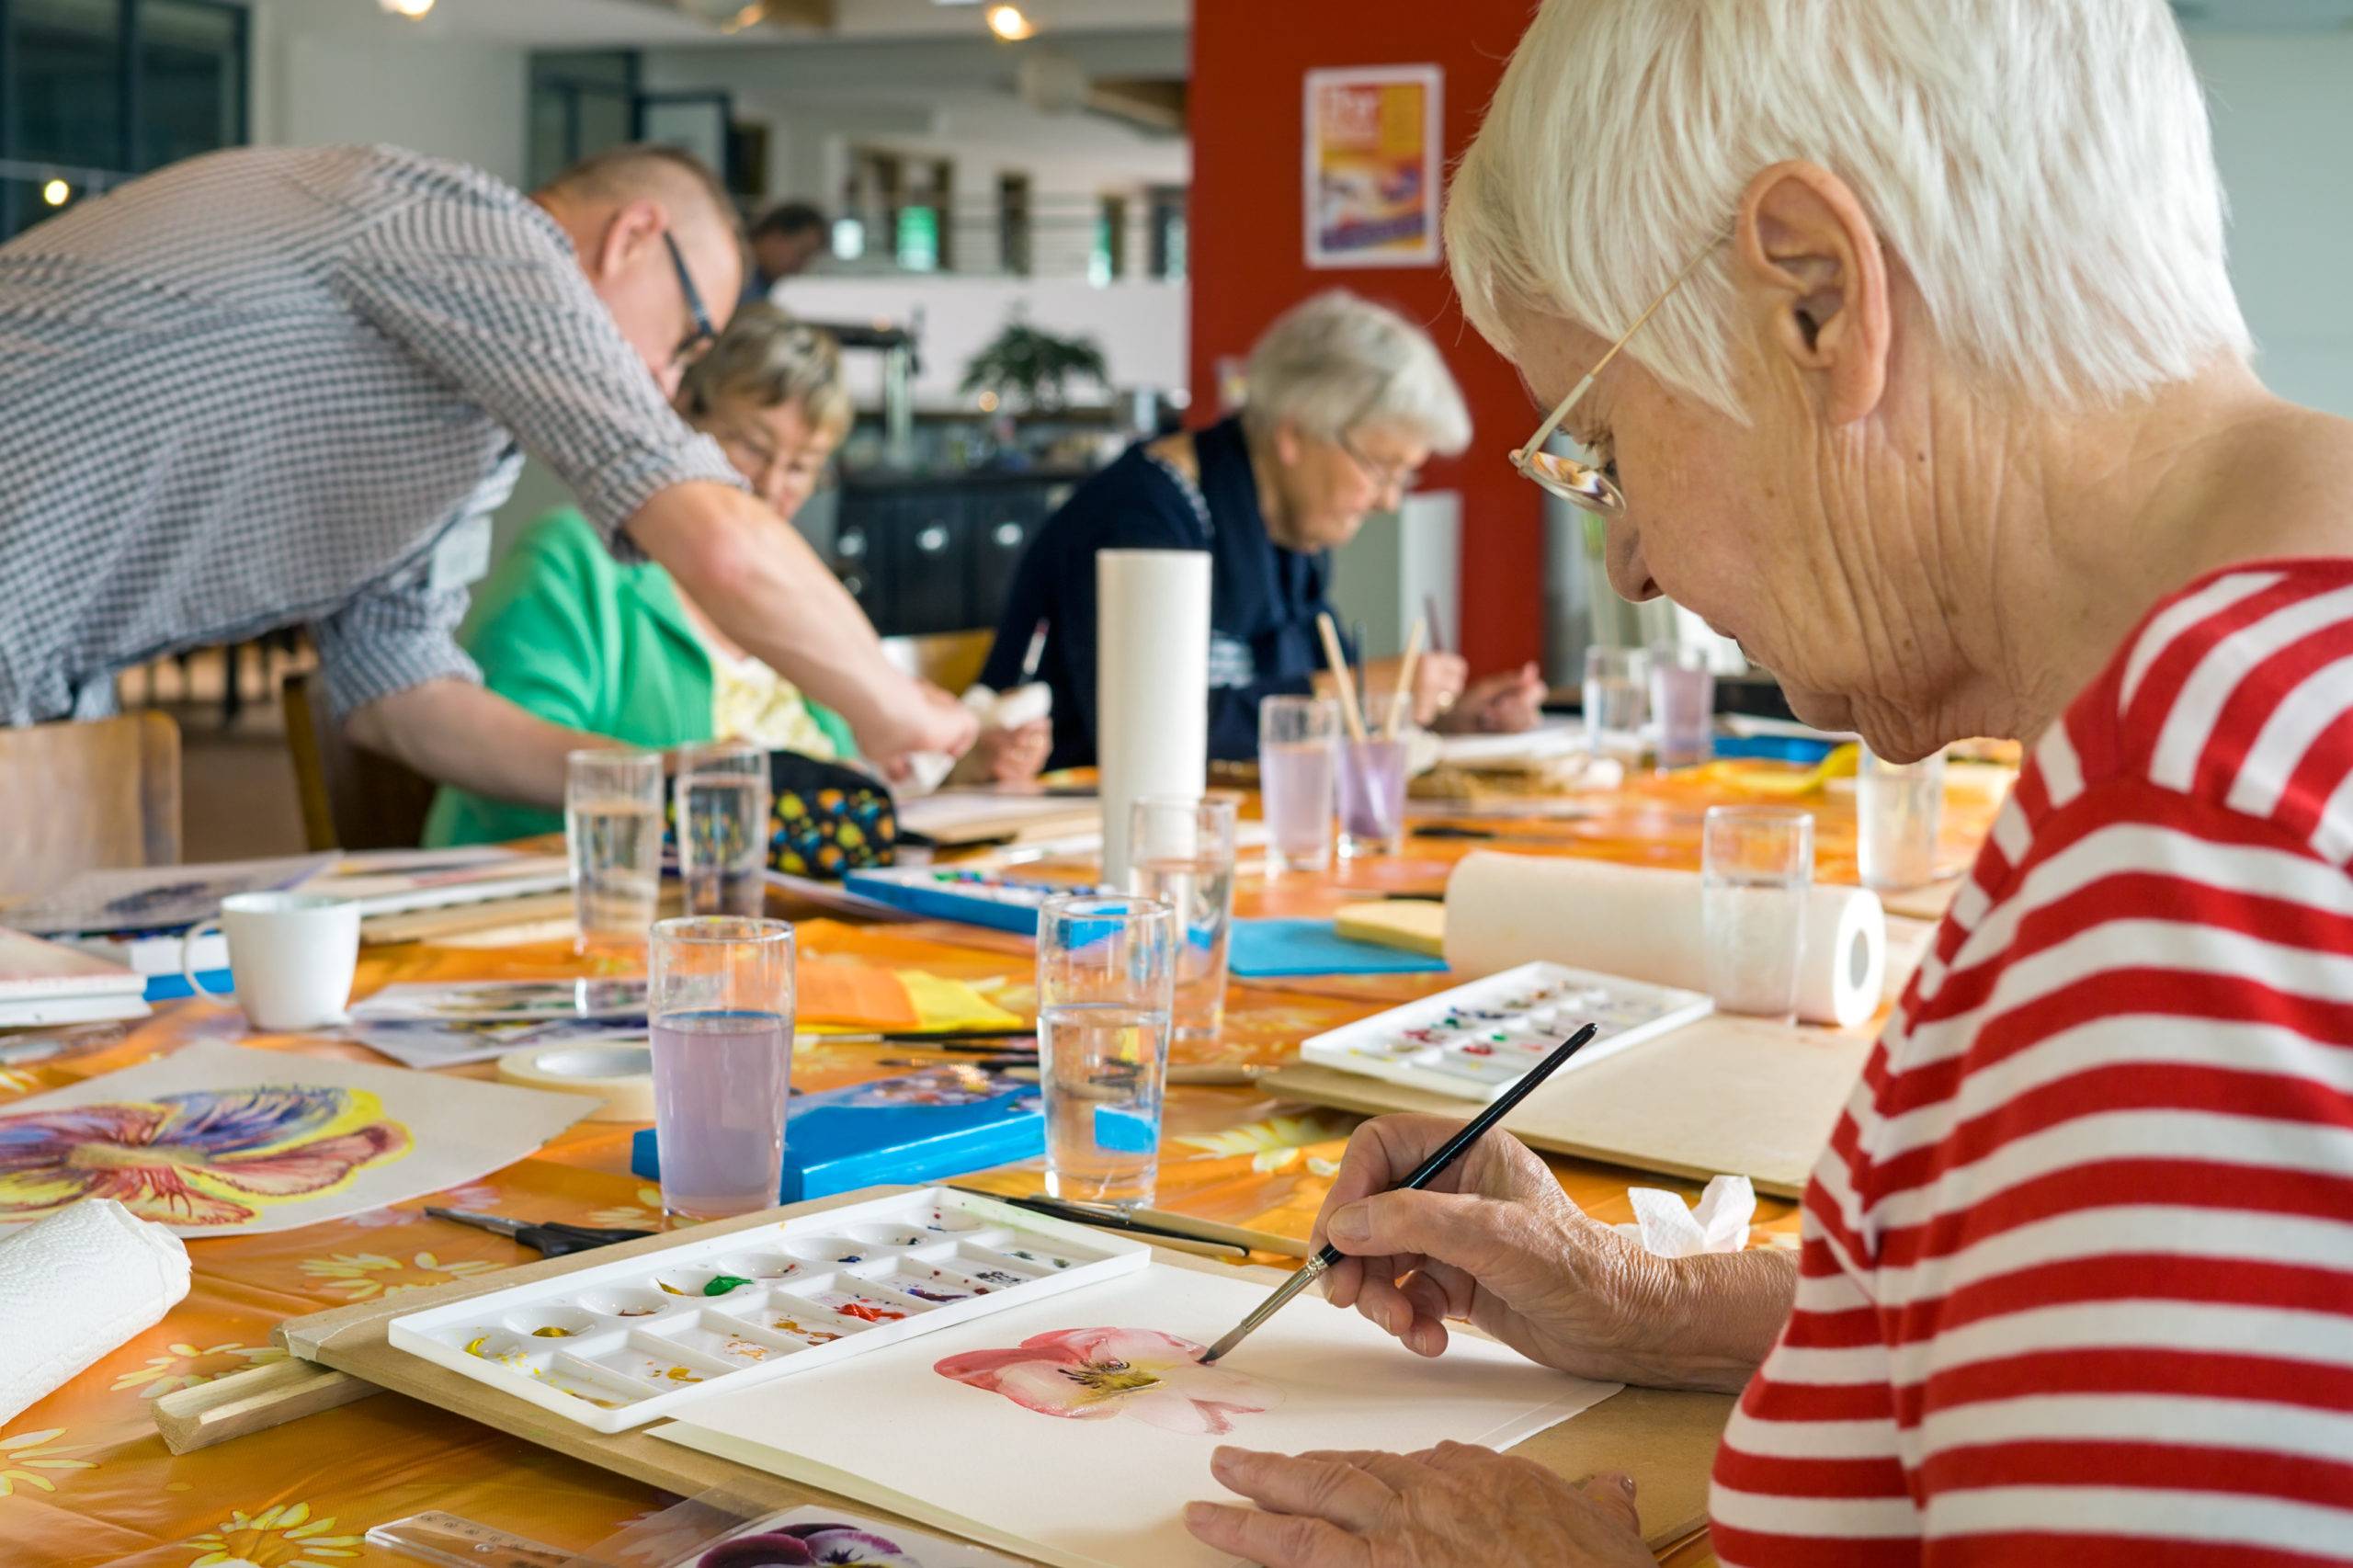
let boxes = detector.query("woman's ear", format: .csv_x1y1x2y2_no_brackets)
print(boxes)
1733,161,1892,426
1270,418,1307,467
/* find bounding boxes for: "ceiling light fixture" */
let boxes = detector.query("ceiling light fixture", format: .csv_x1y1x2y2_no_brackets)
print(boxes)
986,5,1036,40
378,0,436,17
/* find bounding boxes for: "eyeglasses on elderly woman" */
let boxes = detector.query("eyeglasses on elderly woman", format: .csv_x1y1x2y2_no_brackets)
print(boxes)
1510,233,1727,516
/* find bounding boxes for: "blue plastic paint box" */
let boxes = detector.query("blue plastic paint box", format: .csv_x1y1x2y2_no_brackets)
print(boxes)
631,1062,1044,1203
839,867,1112,936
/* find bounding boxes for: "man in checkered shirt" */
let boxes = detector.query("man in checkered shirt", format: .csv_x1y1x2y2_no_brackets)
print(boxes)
0,142,975,802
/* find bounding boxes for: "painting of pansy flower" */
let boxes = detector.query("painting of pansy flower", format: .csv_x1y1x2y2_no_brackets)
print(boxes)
934,1327,1279,1435
0,1085,410,1227
700,1522,926,1567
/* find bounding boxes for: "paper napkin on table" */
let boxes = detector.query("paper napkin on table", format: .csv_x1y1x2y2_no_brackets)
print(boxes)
1618,1174,1755,1257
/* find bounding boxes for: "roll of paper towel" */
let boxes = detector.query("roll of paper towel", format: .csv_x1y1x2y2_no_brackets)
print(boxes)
1097,550,1211,882
1443,851,1887,1028
0,1199,190,1424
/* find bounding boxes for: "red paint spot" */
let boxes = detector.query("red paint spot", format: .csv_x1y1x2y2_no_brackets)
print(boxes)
836,1301,908,1324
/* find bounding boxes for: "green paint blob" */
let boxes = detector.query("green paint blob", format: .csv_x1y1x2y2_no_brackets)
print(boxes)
703,1275,753,1296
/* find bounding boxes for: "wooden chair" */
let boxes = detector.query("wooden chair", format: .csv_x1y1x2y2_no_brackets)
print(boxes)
880,628,995,696
0,713,181,900
281,672,440,851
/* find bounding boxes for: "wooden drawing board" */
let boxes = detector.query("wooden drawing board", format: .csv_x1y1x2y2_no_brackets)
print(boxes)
269,1186,1732,1556
1264,1015,1874,1199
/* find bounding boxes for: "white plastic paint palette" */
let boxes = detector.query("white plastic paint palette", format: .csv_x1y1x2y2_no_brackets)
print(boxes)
387,1187,1149,1432
1298,960,1714,1103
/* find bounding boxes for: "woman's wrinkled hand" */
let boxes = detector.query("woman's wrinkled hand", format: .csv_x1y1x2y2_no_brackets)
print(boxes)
1185,1441,1653,1568
1312,1116,1678,1382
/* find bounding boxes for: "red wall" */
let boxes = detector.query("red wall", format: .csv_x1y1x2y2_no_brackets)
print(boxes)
1188,0,1544,673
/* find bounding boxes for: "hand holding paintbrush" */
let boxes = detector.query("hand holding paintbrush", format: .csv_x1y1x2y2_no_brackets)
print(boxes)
1199,1023,1598,1363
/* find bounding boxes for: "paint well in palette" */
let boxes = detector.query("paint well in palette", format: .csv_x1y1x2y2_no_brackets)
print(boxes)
810,1290,913,1324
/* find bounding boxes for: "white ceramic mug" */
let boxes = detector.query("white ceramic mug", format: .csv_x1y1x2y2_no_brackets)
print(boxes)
181,892,360,1031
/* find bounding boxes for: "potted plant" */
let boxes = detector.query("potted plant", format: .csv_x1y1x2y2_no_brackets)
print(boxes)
961,314,1109,414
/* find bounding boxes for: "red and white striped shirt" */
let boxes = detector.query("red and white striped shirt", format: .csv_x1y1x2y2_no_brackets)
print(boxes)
1711,561,2353,1566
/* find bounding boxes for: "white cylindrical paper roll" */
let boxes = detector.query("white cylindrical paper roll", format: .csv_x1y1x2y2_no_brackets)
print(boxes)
1097,550,1211,883
1443,851,1887,1028
0,1198,190,1425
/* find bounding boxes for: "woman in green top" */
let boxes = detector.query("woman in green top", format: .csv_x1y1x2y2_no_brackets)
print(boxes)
426,306,1049,846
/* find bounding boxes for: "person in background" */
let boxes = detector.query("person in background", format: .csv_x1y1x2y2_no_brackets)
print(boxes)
745,201,829,301
979,290,1546,771
426,305,1050,846
1183,1,2353,1564
0,142,974,790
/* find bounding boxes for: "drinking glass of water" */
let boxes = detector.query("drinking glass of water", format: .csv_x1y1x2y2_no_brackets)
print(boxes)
1036,893,1176,1209
1702,806,1814,1023
1127,794,1239,1045
1858,747,1947,892
1258,695,1338,873
566,749,664,954
1649,646,1717,771
648,915,796,1221
1336,735,1410,858
678,741,771,917
1583,645,1653,766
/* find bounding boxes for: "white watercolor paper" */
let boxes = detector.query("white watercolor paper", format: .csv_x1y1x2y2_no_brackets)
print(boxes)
0,1041,596,1234
655,1262,1619,1568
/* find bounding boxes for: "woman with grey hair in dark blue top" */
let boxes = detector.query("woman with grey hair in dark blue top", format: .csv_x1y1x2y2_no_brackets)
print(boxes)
979,290,1549,769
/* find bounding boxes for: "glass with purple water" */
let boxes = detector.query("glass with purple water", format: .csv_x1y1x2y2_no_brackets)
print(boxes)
1258,695,1338,873
1337,735,1409,858
1650,646,1717,771
649,915,795,1221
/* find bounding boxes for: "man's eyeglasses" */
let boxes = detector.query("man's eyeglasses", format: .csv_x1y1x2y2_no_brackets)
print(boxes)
1511,234,1725,517
664,230,717,368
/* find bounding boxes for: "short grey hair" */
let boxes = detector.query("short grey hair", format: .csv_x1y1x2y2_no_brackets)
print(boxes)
1447,0,2253,416
677,303,852,438
1243,290,1472,455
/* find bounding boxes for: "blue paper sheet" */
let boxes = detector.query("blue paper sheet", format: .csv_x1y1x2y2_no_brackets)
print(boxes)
1226,917,1450,979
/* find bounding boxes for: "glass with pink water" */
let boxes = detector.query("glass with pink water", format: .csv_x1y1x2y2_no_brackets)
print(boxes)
1258,695,1339,872
649,915,795,1221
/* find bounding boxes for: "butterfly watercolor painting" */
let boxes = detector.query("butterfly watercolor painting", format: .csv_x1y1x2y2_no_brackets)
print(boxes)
0,1042,590,1234
0,1085,411,1227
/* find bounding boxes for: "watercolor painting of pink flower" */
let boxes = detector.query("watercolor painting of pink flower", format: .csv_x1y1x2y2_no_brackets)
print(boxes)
0,1085,411,1227
934,1327,1279,1436
700,1523,924,1567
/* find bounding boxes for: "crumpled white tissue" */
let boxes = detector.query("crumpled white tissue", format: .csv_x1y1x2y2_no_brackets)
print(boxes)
1615,1174,1755,1257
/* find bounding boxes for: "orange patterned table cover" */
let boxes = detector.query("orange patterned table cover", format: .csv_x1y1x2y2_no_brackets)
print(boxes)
0,765,2002,1568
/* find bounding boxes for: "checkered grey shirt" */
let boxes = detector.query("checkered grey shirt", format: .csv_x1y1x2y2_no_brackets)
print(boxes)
0,144,745,724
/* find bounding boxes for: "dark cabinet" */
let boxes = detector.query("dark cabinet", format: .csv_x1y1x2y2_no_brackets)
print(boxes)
832,471,1082,637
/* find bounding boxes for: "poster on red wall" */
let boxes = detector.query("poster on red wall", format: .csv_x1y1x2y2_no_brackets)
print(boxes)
1303,63,1442,268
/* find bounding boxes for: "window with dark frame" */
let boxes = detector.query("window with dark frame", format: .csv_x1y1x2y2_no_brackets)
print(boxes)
0,0,247,240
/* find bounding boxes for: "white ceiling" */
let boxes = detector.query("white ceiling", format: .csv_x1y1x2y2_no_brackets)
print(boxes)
322,0,1187,47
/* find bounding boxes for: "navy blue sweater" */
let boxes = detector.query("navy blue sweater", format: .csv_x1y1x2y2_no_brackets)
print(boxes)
979,417,1343,770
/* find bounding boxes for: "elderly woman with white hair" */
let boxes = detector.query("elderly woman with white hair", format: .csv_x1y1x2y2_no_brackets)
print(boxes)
1186,3,2353,1565
980,290,1544,769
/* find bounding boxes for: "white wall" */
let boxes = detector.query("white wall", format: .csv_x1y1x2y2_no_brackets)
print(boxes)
2190,30,2353,416
243,0,528,188
771,274,1187,406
